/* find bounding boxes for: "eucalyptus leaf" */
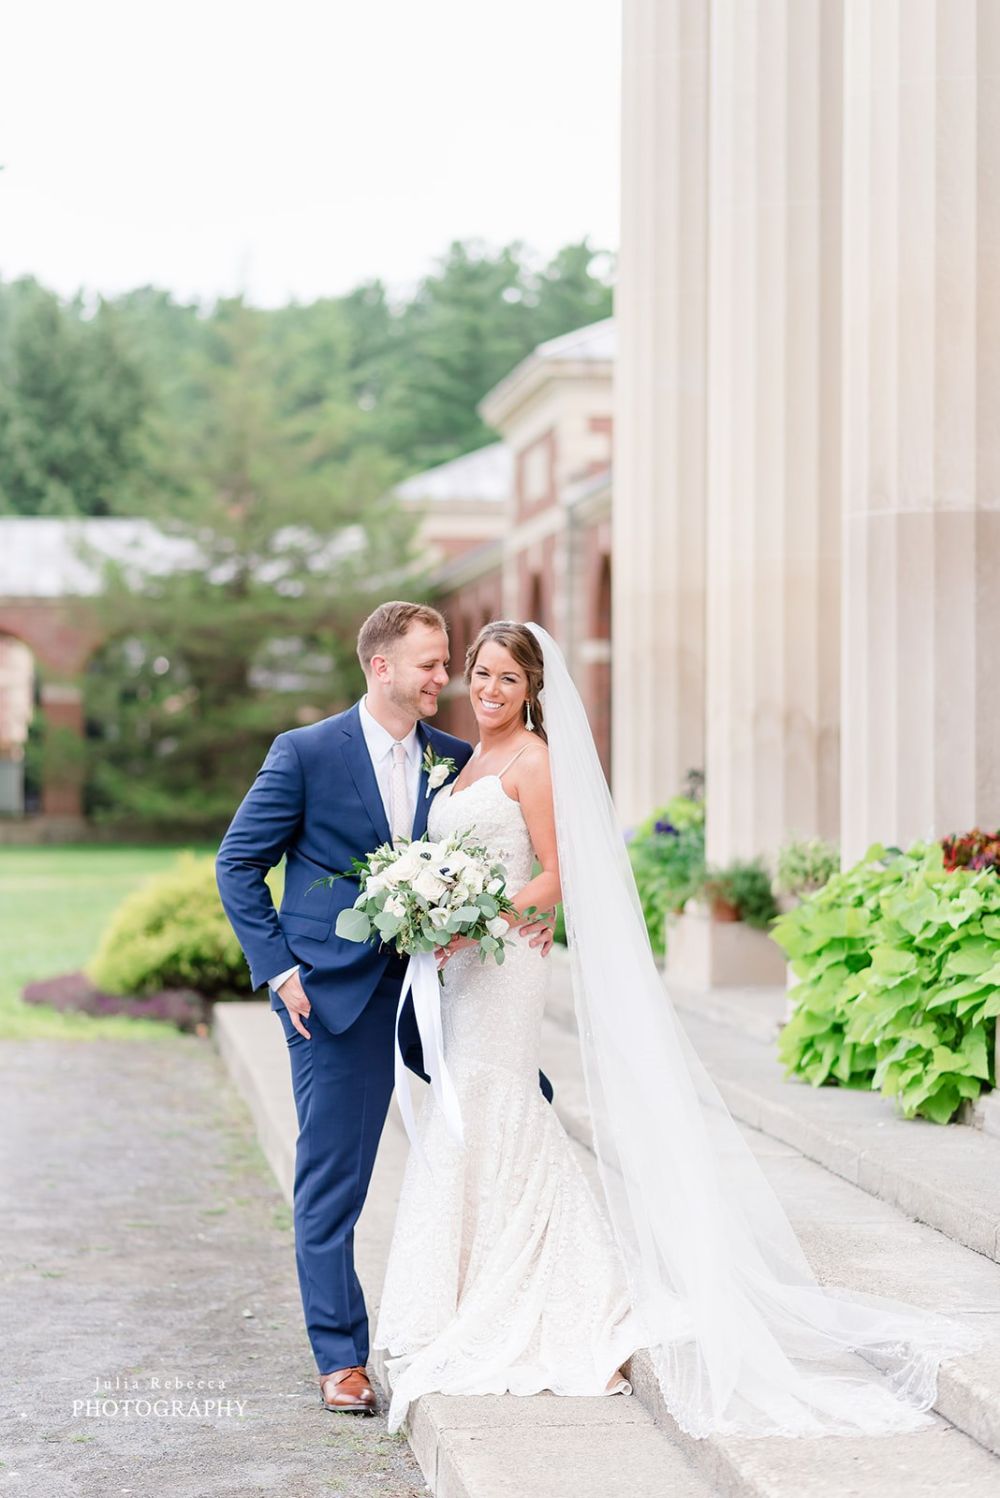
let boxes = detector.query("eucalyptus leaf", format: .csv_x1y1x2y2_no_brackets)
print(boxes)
336,907,373,943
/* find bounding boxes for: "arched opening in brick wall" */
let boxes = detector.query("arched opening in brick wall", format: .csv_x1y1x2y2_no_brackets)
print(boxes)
0,633,39,817
0,599,105,827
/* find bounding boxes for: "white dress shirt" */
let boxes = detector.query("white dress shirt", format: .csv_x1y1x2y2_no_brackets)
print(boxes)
268,697,422,995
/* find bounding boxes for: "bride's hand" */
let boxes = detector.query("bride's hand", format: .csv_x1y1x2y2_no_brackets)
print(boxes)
434,934,478,969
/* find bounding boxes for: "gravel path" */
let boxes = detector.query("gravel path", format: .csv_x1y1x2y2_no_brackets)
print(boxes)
0,1034,426,1498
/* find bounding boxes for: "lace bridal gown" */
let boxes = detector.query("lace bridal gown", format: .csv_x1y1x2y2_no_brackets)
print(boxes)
374,751,645,1434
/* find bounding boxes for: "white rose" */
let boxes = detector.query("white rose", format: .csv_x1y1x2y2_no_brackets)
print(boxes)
429,907,452,930
365,874,388,895
487,916,510,939
384,894,406,918
387,853,421,886
413,867,447,903
427,763,451,790
450,882,471,906
464,867,485,894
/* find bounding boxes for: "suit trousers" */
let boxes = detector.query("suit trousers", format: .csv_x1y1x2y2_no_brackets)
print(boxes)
274,971,426,1375
274,970,556,1375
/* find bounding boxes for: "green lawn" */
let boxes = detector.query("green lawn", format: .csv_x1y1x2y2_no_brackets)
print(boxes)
0,844,215,1041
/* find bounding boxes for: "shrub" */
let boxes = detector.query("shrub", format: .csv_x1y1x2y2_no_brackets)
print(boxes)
701,858,779,929
771,842,1000,1124
775,837,840,899
87,852,273,998
941,828,1000,874
627,796,706,955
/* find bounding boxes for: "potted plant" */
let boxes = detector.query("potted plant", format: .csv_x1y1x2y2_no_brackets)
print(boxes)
701,859,779,929
774,837,840,910
627,792,706,955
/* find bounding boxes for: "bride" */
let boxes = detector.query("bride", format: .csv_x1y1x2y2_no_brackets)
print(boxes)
374,620,978,1440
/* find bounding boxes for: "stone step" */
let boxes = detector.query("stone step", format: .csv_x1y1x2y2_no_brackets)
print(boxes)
545,953,1000,1265
370,1344,713,1498
665,986,1000,1265
214,1002,715,1498
541,1008,1000,1455
217,995,1000,1497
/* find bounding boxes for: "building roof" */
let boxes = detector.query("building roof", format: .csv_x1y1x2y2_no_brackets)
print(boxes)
394,442,512,505
0,518,196,598
478,317,616,431
0,515,366,599
531,318,616,365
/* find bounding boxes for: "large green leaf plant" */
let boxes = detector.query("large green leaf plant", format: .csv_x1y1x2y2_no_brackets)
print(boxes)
771,842,1000,1124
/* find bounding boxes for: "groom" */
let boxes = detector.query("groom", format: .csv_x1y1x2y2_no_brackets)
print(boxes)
216,601,555,1416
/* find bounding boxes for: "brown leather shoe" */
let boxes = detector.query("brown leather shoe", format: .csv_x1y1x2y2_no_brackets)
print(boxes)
318,1364,378,1416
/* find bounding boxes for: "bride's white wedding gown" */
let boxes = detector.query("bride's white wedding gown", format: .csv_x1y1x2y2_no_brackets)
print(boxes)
374,754,645,1434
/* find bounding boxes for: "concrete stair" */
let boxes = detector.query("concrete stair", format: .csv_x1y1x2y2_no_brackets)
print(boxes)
215,1002,713,1498
216,970,1000,1497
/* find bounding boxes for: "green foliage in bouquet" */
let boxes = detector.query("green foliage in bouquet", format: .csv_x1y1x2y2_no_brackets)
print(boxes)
771,842,1000,1124
627,796,706,956
88,853,276,997
319,832,518,965
774,837,840,899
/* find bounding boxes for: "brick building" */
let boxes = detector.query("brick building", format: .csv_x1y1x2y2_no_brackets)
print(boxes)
0,320,616,829
403,319,615,775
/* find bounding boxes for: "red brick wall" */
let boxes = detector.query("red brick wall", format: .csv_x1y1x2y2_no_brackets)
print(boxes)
515,430,557,524
0,599,107,819
0,598,103,675
435,567,504,741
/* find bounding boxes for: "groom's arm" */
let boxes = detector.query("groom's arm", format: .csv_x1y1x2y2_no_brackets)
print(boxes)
216,732,305,991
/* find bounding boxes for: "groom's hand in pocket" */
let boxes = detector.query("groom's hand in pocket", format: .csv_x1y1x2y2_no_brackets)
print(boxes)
277,972,312,1039
519,908,556,957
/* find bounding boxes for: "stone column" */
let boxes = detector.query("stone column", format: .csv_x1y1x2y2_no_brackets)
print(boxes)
840,0,1000,865
703,0,843,868
613,0,709,826
39,682,86,819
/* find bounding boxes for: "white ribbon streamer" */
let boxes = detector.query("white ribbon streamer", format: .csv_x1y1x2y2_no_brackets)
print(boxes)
393,951,465,1171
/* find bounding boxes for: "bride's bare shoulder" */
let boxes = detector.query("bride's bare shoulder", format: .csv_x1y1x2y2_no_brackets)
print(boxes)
506,737,551,800
516,735,549,769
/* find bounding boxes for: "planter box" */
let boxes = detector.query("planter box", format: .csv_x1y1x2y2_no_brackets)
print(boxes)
665,906,788,989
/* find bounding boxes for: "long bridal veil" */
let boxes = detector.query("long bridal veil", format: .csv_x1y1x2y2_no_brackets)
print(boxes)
525,621,979,1439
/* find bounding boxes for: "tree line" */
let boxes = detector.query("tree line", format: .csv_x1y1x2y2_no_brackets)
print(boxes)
2,239,613,829
0,239,613,518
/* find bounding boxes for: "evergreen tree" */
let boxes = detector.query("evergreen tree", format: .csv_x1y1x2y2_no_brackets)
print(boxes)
83,297,418,829
530,239,615,345
0,278,152,515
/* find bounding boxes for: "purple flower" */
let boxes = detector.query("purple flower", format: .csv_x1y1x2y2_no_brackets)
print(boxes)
654,820,679,837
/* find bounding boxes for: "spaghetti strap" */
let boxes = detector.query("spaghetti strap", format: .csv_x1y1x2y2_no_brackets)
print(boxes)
496,744,530,782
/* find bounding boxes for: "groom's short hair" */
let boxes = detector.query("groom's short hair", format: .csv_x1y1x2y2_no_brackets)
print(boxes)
357,600,448,674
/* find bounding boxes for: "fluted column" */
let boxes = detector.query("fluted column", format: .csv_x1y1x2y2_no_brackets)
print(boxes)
704,0,843,867
840,0,1000,865
613,0,709,825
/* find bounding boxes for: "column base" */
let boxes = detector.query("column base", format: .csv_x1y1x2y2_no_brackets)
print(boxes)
665,908,788,988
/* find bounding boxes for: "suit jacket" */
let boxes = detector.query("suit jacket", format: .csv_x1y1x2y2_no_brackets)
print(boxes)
215,701,473,1034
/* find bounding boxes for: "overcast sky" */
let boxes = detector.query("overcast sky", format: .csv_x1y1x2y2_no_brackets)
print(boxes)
0,0,621,309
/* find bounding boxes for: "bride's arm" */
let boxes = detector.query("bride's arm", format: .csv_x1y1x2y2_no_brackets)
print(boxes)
435,742,560,966
503,742,561,922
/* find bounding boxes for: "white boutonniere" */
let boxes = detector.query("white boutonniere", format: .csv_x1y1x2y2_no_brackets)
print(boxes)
422,744,458,798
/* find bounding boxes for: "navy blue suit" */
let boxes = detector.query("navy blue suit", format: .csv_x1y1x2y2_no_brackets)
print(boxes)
215,701,473,1372
215,701,552,1375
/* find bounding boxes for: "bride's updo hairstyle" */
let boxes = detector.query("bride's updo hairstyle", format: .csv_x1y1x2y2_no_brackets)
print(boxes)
464,621,547,743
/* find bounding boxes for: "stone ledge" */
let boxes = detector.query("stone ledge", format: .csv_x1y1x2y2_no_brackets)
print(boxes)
667,996,1000,1266
216,992,1000,1494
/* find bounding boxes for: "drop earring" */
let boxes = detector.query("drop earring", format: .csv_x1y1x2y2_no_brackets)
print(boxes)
525,700,535,732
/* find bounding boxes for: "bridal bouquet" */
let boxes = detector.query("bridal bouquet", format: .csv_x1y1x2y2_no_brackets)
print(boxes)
321,831,519,965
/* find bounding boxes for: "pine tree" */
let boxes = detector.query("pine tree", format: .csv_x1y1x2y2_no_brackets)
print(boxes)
84,297,418,829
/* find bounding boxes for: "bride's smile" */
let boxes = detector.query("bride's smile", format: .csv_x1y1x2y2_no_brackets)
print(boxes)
470,642,528,737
